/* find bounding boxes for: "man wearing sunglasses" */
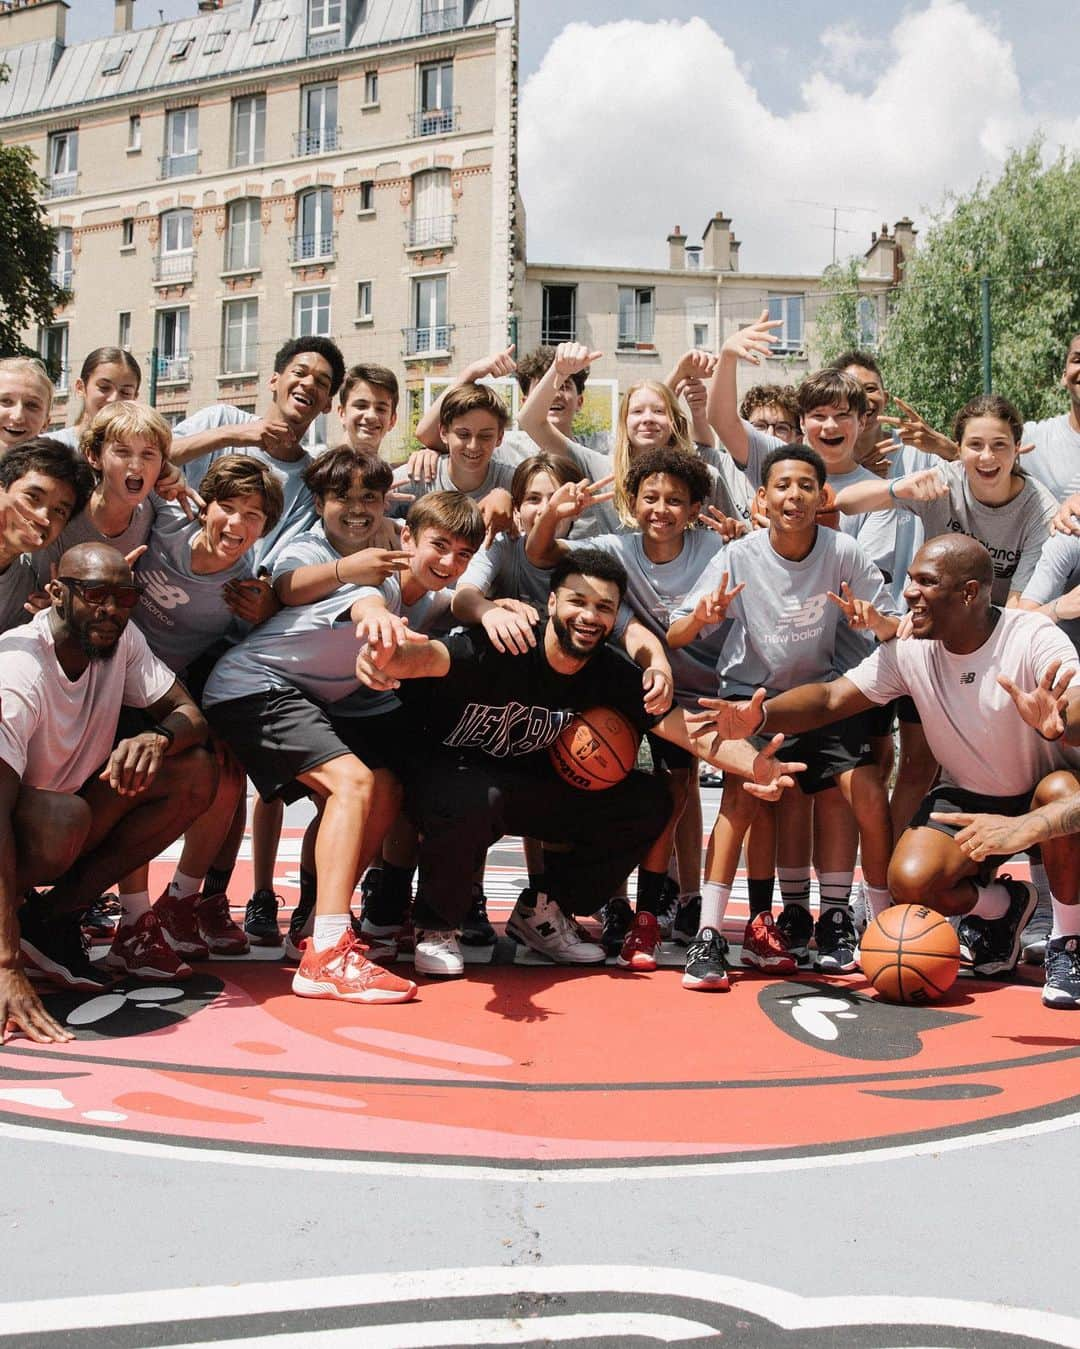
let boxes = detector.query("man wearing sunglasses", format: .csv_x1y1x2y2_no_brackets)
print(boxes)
0,542,217,1044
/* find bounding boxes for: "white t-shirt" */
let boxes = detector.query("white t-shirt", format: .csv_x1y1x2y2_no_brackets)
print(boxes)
845,608,1080,796
0,609,175,792
1022,414,1080,502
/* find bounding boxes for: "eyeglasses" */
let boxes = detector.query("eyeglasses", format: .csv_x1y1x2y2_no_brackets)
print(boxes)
750,419,796,437
57,577,144,609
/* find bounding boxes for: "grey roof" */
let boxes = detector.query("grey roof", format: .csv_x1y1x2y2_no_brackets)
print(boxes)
0,0,513,121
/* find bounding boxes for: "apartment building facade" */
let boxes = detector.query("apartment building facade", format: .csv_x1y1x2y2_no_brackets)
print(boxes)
521,213,913,430
0,0,517,453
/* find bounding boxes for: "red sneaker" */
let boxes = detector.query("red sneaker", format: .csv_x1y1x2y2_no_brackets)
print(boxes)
153,890,209,960
617,911,661,971
740,912,797,973
292,931,418,1003
195,891,250,956
104,910,193,980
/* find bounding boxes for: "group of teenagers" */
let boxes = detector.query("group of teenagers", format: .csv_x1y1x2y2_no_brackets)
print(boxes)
3,316,1080,1046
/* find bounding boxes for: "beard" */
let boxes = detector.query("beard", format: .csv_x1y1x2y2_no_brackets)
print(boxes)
551,610,604,661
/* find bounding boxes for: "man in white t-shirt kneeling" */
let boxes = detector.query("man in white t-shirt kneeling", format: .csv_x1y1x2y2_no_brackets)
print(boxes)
0,543,217,1043
691,534,1080,1009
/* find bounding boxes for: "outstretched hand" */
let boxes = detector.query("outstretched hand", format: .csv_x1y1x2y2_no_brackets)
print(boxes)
998,658,1076,740
685,687,767,743
0,967,74,1045
722,310,782,364
744,733,805,800
691,571,745,626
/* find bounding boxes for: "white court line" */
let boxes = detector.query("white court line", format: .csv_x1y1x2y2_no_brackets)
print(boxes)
0,1102,1079,1181
0,1265,1077,1345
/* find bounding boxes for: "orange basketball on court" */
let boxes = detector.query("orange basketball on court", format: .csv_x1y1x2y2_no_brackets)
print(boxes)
860,903,961,1004
549,706,640,791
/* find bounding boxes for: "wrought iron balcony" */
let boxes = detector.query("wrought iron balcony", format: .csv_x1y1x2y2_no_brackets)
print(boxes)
405,214,456,248
159,151,200,179
153,250,196,285
403,324,452,357
294,126,341,156
289,233,336,264
410,106,459,138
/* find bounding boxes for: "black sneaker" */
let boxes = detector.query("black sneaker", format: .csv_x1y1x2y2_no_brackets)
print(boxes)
358,866,383,922
363,870,411,929
601,896,634,956
1043,936,1080,1008
81,893,120,939
244,890,284,947
814,907,859,973
285,892,316,961
461,884,496,946
776,904,813,964
681,927,731,991
655,876,680,940
19,905,115,991
672,894,702,947
958,877,1038,977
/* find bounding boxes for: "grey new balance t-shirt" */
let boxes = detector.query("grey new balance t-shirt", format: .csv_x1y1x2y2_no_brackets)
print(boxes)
1021,531,1080,653
580,528,727,706
389,455,517,519
673,525,895,697
132,502,252,673
458,532,553,610
898,462,1056,604
173,405,315,570
33,499,155,587
1022,414,1080,501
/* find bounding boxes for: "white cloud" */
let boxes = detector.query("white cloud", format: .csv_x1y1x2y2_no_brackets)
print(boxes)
519,1,1080,276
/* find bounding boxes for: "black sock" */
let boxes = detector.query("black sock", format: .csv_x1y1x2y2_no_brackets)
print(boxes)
747,877,775,918
299,867,317,907
636,869,667,916
204,866,233,898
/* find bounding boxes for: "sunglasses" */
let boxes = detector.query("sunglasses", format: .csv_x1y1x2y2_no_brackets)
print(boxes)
57,577,144,609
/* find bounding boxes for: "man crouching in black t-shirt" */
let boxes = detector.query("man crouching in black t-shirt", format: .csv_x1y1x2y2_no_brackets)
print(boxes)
356,548,803,977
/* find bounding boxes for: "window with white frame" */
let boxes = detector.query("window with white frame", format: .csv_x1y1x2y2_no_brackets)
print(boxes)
294,290,331,337
364,70,378,103
766,293,805,353
158,209,194,281
294,187,334,262
356,280,373,320
359,180,374,211
51,228,73,288
222,298,259,374
118,311,132,350
407,274,448,354
163,107,198,176
421,0,460,33
409,168,453,247
299,83,338,154
121,217,135,247
232,94,266,167
541,284,576,344
38,324,69,390
225,198,261,271
47,130,78,194
128,114,141,150
857,294,879,348
617,286,654,347
156,308,190,380
416,61,453,135
308,0,341,30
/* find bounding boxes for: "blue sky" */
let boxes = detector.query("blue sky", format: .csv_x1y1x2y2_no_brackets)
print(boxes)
67,2,1079,273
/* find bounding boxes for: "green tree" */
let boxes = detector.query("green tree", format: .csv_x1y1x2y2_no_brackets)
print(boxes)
881,141,1080,432
0,68,69,361
812,257,866,365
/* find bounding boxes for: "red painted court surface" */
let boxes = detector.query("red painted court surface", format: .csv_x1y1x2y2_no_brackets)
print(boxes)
3,839,1073,1170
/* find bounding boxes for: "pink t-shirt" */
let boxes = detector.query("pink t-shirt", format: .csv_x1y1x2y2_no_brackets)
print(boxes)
846,608,1080,796
0,609,175,793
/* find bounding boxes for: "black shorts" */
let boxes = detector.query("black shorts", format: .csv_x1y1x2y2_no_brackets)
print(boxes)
750,708,878,796
862,698,897,740
645,730,694,772
896,695,921,726
910,782,1034,881
205,687,408,804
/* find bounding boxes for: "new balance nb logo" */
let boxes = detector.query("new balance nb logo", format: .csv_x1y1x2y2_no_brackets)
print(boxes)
960,672,976,685
140,570,190,610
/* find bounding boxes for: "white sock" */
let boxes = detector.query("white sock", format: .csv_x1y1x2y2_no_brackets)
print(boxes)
864,885,893,920
1030,857,1051,903
117,890,150,923
1050,898,1080,940
312,914,350,951
168,870,202,900
970,881,1010,921
700,881,732,930
818,871,853,914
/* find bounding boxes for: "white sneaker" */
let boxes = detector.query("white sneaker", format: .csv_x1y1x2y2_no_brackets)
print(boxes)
505,891,606,965
414,929,464,977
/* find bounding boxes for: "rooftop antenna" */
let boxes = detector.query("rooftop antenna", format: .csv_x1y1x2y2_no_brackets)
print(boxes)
789,200,878,264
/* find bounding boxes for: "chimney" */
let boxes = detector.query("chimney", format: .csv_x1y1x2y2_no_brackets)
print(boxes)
864,222,896,280
667,225,686,270
893,216,917,280
114,0,134,32
0,0,68,46
702,211,735,271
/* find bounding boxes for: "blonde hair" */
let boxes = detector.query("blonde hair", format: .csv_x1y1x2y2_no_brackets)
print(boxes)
612,380,693,525
0,356,54,409
80,401,171,469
